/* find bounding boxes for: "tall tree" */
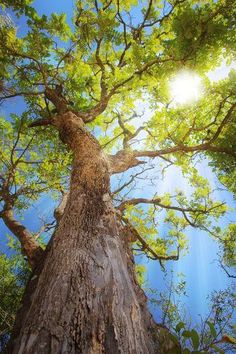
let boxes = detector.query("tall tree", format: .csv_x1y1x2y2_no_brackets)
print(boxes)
0,0,235,353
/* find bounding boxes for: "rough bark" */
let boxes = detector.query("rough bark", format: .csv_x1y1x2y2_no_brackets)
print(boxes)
6,112,178,354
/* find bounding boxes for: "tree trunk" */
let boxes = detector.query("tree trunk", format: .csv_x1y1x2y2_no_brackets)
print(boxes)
6,112,176,354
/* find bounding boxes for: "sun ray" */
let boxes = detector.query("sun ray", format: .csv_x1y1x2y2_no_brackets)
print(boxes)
169,72,202,105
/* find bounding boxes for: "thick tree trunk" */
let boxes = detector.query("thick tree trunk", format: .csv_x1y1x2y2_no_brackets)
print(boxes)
6,112,176,353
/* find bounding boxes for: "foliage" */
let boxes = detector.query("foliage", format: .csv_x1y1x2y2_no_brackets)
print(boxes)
0,250,29,351
220,223,236,268
0,0,235,350
0,115,71,212
148,276,236,354
174,288,236,353
0,0,234,257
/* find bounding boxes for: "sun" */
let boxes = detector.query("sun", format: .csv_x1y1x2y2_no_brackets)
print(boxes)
169,72,202,105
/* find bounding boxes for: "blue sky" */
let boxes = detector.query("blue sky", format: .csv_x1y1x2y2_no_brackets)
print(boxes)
0,0,235,330
130,161,235,324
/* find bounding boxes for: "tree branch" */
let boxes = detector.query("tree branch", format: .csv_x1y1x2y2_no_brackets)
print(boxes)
218,260,236,279
122,216,179,262
207,102,236,144
28,118,52,128
0,90,44,102
0,207,44,269
108,150,146,174
134,142,236,159
118,197,161,213
112,166,154,195
118,197,225,217
108,133,236,175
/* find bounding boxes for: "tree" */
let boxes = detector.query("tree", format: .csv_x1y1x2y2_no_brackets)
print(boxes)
148,274,236,353
0,0,235,352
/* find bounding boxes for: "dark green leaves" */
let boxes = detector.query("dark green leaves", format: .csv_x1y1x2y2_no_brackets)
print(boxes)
175,321,185,333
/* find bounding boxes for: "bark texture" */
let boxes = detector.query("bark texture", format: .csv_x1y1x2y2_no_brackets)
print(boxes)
6,112,177,354
108,150,145,174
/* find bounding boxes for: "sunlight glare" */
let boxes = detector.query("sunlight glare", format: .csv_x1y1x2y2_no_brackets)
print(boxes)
169,72,202,105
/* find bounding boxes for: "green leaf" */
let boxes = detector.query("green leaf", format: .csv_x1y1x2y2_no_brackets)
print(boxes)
182,330,192,338
207,321,217,338
182,349,191,354
211,344,224,354
175,321,185,333
190,329,200,350
168,333,180,347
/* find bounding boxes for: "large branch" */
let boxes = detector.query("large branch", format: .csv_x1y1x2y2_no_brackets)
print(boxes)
108,140,236,174
78,94,111,123
134,142,236,159
108,150,146,174
0,132,44,269
118,197,225,217
134,103,236,159
108,101,236,174
208,102,236,144
118,197,161,213
0,90,44,103
79,54,190,124
44,86,68,114
0,207,44,269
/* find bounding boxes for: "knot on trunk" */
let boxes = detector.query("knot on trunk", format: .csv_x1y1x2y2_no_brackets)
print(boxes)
108,150,146,174
53,111,85,146
54,192,68,222
45,87,68,114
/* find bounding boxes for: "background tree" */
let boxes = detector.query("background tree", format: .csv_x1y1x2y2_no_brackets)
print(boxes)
0,0,235,353
0,249,30,352
148,274,236,353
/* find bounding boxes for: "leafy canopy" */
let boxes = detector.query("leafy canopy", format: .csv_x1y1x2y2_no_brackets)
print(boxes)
0,0,235,271
0,0,235,351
